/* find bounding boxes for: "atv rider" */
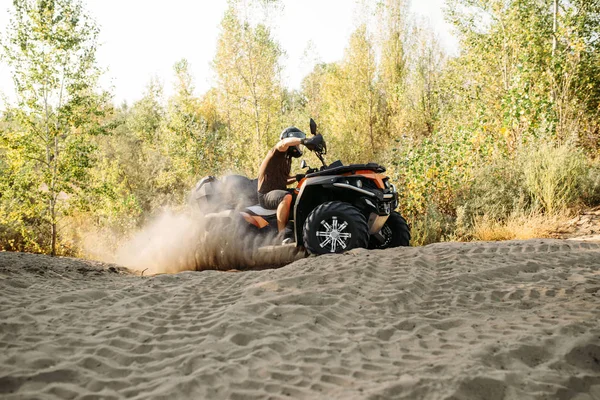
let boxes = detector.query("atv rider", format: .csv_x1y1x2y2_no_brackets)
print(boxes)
257,127,321,238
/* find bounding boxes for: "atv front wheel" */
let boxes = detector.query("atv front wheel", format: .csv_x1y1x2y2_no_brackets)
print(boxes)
303,201,368,255
369,211,410,249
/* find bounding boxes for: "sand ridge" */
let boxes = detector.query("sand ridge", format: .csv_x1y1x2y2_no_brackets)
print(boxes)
1,239,599,399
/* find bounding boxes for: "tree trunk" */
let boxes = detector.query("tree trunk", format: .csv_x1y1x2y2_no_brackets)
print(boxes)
51,203,57,257
50,134,59,256
552,0,558,58
254,99,261,143
551,0,559,135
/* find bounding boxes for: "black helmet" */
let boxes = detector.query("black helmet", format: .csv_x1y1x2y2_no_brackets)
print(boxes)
280,126,306,158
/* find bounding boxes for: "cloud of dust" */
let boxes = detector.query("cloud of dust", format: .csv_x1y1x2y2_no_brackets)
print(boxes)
112,177,301,275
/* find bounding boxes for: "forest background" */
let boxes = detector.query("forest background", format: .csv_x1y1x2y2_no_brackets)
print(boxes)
0,0,599,257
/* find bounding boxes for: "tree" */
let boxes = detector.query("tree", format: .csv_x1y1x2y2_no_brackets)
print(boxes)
164,59,225,186
213,4,284,174
404,24,445,137
0,0,110,255
444,0,600,149
316,25,383,163
377,0,408,137
93,81,166,221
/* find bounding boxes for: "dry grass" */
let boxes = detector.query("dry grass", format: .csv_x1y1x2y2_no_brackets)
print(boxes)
472,212,572,242
522,143,587,214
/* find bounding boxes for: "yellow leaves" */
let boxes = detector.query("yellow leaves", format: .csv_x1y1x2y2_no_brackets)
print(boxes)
471,129,487,147
212,5,284,172
500,126,513,144
425,167,438,180
499,126,517,152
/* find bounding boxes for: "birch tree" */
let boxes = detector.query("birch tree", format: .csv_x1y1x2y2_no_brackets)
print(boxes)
0,0,110,255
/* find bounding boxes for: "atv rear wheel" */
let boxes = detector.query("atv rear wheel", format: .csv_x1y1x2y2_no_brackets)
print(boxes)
303,201,368,255
369,211,410,249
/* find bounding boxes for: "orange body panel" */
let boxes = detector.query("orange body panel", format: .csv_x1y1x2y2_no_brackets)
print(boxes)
241,212,269,229
294,177,308,194
294,171,386,192
352,171,386,189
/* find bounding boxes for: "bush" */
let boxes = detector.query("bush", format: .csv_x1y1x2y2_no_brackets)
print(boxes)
0,218,46,253
408,205,454,246
459,142,588,220
386,129,477,218
454,155,530,238
455,142,593,241
521,143,587,214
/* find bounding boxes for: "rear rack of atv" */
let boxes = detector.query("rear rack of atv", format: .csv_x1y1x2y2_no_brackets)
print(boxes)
306,162,386,178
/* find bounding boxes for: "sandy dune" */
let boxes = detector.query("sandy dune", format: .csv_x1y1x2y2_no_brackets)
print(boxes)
1,239,599,399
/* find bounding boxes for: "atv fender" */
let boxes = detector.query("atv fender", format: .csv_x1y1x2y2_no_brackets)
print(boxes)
293,175,345,244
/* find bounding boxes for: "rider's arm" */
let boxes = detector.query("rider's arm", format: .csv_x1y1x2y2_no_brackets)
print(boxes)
275,137,302,152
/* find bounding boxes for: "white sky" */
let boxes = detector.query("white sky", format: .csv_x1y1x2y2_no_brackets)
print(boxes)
0,0,457,105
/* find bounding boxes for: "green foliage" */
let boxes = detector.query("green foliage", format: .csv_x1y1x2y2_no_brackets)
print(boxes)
82,62,230,242
581,158,600,206
1,0,599,255
522,142,587,213
0,0,111,255
445,0,600,147
387,127,481,218
455,142,593,240
213,5,284,174
164,59,224,192
460,156,528,221
409,205,453,246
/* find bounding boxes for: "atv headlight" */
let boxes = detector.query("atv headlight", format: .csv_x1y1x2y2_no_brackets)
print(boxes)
356,179,363,188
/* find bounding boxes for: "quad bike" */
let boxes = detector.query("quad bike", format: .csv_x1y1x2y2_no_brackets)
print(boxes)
190,119,410,255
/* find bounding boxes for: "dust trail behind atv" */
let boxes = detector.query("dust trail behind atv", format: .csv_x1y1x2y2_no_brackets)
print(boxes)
115,199,300,276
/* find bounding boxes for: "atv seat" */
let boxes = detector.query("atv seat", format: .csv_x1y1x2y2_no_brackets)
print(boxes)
246,205,277,217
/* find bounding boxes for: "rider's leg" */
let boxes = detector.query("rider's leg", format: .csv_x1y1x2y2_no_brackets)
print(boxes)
276,194,293,232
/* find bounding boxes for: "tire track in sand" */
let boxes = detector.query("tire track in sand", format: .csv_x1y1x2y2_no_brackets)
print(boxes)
0,239,599,399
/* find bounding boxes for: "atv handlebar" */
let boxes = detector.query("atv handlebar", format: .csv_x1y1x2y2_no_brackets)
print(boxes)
303,134,326,153
305,134,327,166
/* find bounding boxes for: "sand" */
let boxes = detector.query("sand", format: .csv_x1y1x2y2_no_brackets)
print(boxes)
561,207,600,243
1,239,599,399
